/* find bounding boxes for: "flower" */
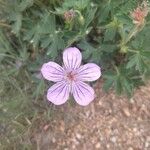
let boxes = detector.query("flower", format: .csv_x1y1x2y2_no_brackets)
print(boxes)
41,47,101,106
131,1,149,26
64,9,75,22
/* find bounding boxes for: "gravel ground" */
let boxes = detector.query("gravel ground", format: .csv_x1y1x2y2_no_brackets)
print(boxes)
31,80,150,150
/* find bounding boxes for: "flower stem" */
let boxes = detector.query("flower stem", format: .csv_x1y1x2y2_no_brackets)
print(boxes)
0,22,26,32
125,26,139,44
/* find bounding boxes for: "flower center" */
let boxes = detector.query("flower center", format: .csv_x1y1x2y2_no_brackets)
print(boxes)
67,71,76,82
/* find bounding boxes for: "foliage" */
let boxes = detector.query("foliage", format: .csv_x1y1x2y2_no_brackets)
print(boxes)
0,0,150,148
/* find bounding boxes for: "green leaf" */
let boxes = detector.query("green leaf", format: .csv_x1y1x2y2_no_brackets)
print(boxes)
127,52,147,73
141,51,150,60
104,26,117,41
98,3,111,23
19,0,33,11
103,71,116,91
32,79,45,100
31,29,40,47
0,29,13,62
23,27,35,41
91,49,102,63
122,77,133,97
114,76,122,95
75,0,90,10
47,34,65,60
41,36,52,48
77,40,96,59
12,13,22,34
103,78,114,91
126,54,137,69
131,26,150,51
84,7,97,28
136,54,144,72
39,14,56,34
100,44,117,53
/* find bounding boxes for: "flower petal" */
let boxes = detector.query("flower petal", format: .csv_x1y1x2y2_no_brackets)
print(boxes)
47,81,70,105
41,61,64,82
63,47,82,69
76,63,101,81
72,81,95,106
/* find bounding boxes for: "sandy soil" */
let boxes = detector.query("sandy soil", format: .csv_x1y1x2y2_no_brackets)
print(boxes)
31,80,150,150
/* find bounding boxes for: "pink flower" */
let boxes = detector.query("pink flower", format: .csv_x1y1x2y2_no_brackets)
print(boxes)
41,47,101,106
131,1,149,26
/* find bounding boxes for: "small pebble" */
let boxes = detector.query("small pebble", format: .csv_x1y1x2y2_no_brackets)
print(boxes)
95,143,101,149
128,147,133,150
133,128,137,132
145,142,149,148
106,144,110,148
123,107,130,117
52,138,56,143
147,136,150,142
110,136,117,143
76,133,82,139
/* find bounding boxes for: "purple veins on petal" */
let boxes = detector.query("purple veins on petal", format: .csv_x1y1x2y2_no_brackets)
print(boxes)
41,47,101,106
63,47,82,70
72,81,95,106
41,61,64,82
76,63,101,82
47,81,70,105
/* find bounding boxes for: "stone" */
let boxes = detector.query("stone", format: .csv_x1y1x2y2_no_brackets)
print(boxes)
110,136,117,143
123,107,130,117
95,143,101,149
76,133,82,139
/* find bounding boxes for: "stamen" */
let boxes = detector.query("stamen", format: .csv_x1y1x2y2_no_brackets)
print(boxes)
67,71,75,81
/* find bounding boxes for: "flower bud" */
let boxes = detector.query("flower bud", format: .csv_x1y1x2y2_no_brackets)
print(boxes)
64,9,75,23
78,15,85,25
131,1,149,26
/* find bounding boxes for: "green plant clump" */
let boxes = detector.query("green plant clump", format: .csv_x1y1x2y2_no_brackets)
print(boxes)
0,0,150,148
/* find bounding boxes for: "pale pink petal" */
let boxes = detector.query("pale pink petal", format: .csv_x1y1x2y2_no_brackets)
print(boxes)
47,81,70,105
76,63,101,82
41,61,64,82
63,47,82,69
72,81,95,106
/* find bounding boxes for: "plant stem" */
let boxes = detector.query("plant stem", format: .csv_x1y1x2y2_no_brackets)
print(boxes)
125,26,139,44
128,49,138,53
0,22,11,29
0,22,26,32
